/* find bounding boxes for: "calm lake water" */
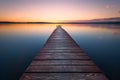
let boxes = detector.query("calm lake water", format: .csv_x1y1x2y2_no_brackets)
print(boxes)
0,24,120,80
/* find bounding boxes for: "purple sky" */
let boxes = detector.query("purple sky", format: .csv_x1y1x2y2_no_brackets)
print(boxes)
0,0,120,22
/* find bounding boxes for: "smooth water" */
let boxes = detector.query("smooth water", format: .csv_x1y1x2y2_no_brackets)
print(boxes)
0,24,120,80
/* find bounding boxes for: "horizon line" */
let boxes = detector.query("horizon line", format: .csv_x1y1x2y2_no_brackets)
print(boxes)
0,21,120,24
0,17,120,23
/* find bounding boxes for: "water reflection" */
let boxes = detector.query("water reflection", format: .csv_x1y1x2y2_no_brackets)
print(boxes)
63,24,120,80
0,24,56,80
0,24,120,80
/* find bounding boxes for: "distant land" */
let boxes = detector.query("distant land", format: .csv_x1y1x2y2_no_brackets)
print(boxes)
0,17,120,24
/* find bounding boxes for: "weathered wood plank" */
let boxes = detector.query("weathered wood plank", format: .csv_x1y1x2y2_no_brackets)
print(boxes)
34,55,90,60
25,65,101,73
20,73,108,80
36,53,87,56
40,49,84,53
30,60,95,66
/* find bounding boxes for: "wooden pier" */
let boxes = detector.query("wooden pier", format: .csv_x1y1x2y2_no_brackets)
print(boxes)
20,26,108,80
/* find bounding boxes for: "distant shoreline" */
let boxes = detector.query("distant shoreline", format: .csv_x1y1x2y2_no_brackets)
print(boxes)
0,22,120,24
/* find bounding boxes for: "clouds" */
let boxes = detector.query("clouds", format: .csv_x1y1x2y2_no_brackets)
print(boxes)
118,10,120,14
105,4,120,15
105,4,116,9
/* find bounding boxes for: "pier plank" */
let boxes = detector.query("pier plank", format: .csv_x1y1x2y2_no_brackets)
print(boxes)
20,73,108,80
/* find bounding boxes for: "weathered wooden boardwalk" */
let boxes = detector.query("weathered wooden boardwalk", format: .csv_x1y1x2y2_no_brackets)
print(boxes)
20,26,108,80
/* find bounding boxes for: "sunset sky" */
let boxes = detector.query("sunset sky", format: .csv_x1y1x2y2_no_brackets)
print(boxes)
0,0,120,22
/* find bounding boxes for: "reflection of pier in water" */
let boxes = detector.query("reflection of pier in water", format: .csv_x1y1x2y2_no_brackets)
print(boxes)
20,25,108,80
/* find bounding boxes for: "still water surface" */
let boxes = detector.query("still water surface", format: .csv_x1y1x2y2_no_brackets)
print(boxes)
0,24,120,80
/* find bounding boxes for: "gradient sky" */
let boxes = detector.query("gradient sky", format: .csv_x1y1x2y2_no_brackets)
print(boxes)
0,0,120,22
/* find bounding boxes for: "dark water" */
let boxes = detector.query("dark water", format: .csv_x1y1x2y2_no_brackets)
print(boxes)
0,24,120,80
